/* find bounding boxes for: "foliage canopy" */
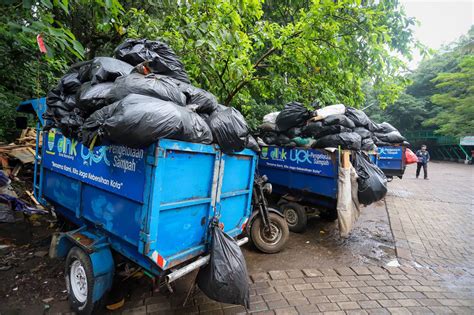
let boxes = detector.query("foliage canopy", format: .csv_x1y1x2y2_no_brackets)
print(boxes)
0,0,419,140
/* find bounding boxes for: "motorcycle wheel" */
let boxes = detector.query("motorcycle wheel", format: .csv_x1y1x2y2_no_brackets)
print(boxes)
251,212,289,254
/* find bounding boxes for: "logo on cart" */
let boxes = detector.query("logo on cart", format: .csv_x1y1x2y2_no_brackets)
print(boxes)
270,147,287,161
260,147,269,159
46,130,56,155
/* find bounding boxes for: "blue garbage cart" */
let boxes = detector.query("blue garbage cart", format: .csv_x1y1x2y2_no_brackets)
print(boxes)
17,98,289,313
258,145,340,232
374,146,406,180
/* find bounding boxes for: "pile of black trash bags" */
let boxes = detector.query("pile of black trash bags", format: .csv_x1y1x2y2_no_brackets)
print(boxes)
258,102,408,151
45,38,257,153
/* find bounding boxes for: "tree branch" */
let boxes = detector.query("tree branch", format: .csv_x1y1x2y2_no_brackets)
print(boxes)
224,30,303,105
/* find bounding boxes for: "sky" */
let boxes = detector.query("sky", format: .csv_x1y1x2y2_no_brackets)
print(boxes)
400,0,474,69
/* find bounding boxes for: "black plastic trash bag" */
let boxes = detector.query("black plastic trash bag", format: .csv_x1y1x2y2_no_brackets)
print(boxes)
246,135,261,152
114,38,190,83
312,132,362,150
208,107,249,153
277,134,291,145
354,152,387,205
77,82,114,114
345,107,370,127
353,127,372,139
322,114,355,129
302,121,323,137
77,61,93,83
259,122,278,132
275,102,311,131
46,86,68,111
374,131,406,143
286,127,302,138
90,57,133,84
107,73,187,106
180,84,218,114
373,136,392,146
197,226,250,307
304,123,351,139
58,109,84,139
361,137,376,151
60,73,82,94
82,94,213,148
262,132,278,145
375,122,398,133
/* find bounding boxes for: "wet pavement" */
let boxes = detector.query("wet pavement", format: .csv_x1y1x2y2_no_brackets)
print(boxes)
0,161,473,314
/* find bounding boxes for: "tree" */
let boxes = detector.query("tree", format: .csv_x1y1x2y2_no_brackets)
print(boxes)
1,0,418,139
426,55,474,137
124,0,418,124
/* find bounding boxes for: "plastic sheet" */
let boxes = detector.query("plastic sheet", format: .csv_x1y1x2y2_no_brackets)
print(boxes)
107,73,187,106
82,94,213,148
208,107,249,153
197,226,250,307
114,38,190,83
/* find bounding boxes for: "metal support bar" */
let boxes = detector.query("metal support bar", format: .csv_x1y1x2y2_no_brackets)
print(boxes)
165,237,248,284
458,144,472,161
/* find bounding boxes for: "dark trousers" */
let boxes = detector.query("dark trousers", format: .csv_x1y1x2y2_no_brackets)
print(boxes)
416,163,428,178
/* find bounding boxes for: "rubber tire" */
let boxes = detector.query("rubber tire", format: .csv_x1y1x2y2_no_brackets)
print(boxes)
66,247,103,314
281,202,307,233
251,212,289,254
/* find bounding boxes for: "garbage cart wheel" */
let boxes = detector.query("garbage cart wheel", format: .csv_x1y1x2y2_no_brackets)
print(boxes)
281,202,307,233
251,212,289,254
66,247,103,314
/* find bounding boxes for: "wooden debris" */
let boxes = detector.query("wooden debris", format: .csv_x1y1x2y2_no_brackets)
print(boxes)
25,190,41,206
1,128,40,176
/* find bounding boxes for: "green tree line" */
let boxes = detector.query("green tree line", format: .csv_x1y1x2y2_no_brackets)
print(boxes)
366,26,473,138
1,0,421,141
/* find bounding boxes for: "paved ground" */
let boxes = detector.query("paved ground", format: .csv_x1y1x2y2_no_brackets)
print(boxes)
1,161,473,314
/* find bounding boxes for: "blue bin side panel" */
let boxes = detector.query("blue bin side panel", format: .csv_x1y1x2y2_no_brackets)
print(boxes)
377,146,406,177
146,140,219,270
258,146,338,200
42,129,148,203
220,150,256,237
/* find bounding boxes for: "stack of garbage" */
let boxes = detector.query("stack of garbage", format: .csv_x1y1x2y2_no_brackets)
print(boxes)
258,103,407,151
45,39,255,153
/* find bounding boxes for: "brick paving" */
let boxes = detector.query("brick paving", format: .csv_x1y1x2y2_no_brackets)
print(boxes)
123,162,473,315
385,162,474,268
2,162,473,314
123,266,473,315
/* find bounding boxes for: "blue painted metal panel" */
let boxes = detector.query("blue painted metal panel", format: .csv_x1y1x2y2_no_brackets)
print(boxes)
81,185,143,246
17,98,47,126
42,129,147,203
376,146,405,177
258,146,338,203
41,130,256,276
219,149,256,237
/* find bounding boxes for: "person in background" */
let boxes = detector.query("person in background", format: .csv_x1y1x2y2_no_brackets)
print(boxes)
416,145,430,179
